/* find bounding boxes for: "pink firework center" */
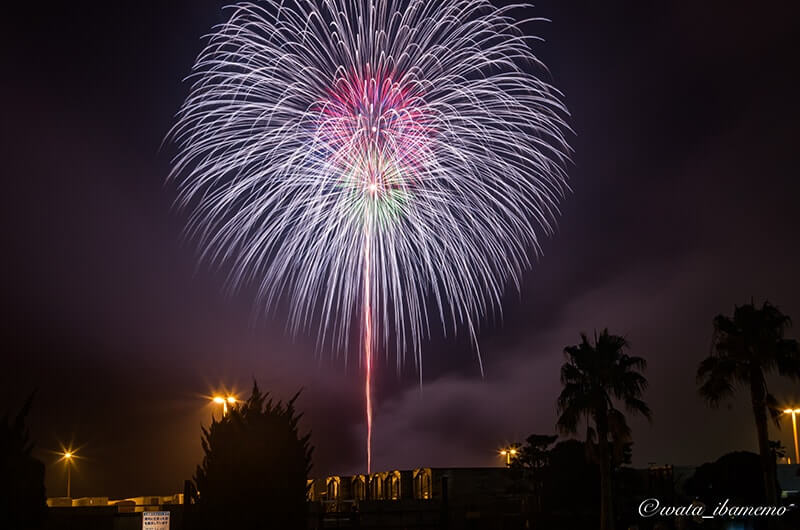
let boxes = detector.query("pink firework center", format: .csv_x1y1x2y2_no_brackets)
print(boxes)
316,68,433,199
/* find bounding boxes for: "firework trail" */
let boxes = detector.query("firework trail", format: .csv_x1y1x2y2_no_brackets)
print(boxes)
170,0,570,472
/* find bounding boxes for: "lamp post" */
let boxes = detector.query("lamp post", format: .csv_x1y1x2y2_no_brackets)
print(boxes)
212,395,238,417
784,408,800,464
212,396,227,416
499,447,518,467
61,451,74,498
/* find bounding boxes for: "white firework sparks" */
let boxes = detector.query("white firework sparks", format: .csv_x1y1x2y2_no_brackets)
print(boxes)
170,0,570,470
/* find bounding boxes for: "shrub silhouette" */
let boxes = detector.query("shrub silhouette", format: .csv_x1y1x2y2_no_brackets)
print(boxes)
685,451,768,505
192,382,313,530
0,393,46,530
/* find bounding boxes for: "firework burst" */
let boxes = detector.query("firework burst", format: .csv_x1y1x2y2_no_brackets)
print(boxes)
170,0,570,472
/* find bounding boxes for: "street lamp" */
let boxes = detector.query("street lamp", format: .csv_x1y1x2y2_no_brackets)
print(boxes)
499,447,518,467
212,395,238,416
59,450,75,498
783,408,800,464
212,396,226,415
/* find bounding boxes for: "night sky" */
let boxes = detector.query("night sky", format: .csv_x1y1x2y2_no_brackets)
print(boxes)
2,0,799,500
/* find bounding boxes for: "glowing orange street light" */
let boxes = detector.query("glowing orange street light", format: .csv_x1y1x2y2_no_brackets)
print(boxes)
783,408,800,464
499,447,518,467
59,450,75,498
212,395,238,416
212,396,227,415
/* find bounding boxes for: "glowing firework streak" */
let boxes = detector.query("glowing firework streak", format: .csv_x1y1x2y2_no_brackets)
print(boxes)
169,0,571,472
364,220,374,473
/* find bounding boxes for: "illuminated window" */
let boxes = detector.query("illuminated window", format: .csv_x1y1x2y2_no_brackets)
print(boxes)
352,475,366,501
369,474,384,500
326,477,341,501
386,471,401,500
413,468,432,499
306,479,314,502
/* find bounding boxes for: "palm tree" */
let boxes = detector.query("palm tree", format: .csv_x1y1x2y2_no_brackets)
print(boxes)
697,301,800,505
557,329,651,530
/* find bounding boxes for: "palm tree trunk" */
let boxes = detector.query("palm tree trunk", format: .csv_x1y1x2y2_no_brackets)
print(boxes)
749,372,778,505
597,422,614,530
599,458,613,530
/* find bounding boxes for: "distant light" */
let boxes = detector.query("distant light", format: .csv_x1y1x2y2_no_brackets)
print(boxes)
226,396,237,404
499,450,507,456
510,449,517,455
212,396,225,404
64,452,73,460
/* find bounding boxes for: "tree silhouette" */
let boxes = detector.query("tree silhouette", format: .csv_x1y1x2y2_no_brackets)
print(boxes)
0,393,46,530
697,300,800,505
769,440,786,462
512,438,601,529
510,434,557,518
685,451,767,506
546,440,601,520
557,329,651,530
192,381,313,530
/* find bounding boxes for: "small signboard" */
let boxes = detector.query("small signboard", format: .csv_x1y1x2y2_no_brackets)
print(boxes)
142,511,170,530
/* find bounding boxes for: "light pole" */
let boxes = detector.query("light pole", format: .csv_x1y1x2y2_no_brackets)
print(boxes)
61,451,74,498
212,395,238,417
212,396,228,416
784,408,800,464
499,447,518,467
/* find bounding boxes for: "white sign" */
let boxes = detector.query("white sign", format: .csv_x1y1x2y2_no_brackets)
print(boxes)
142,511,170,530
